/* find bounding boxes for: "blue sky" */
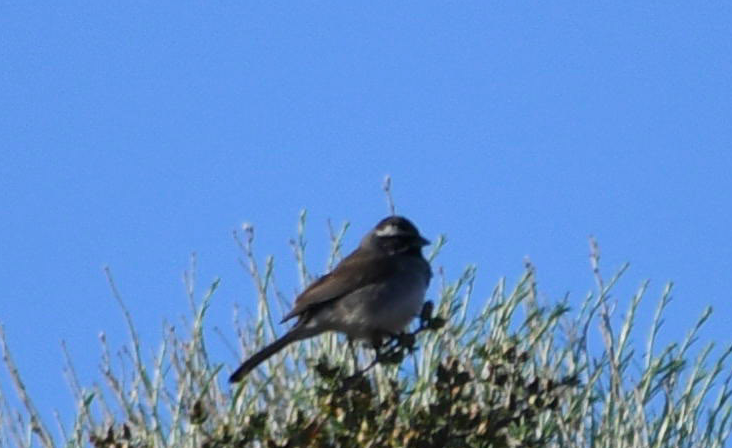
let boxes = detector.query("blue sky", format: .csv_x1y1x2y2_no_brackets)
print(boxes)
2,2,731,433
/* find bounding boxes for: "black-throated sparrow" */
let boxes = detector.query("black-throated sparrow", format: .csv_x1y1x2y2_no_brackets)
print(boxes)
229,216,432,382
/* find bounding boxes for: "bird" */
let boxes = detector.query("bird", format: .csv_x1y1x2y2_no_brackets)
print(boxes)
229,215,432,382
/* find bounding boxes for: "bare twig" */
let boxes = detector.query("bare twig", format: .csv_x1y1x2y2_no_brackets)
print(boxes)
0,325,55,448
382,175,396,216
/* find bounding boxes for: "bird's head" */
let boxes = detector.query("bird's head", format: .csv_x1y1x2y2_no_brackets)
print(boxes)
361,216,430,255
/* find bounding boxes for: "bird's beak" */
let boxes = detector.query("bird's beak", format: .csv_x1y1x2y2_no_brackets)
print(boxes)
419,236,431,246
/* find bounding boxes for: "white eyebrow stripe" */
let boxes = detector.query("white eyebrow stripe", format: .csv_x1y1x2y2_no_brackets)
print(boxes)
375,224,401,237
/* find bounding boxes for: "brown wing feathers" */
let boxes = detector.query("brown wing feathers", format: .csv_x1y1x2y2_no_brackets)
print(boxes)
280,252,395,323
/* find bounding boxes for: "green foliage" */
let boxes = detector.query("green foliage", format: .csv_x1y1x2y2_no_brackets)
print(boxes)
1,214,731,448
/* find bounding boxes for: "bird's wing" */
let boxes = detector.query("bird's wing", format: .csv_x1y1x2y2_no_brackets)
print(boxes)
281,251,395,323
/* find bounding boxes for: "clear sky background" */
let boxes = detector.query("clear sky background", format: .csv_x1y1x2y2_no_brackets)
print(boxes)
2,2,731,435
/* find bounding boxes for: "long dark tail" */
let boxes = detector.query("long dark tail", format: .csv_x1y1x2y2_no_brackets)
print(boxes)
229,330,301,383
